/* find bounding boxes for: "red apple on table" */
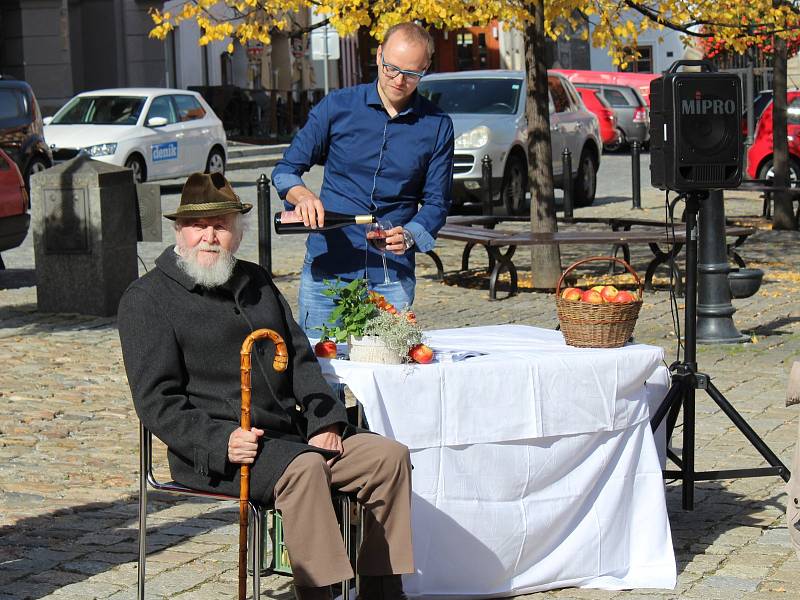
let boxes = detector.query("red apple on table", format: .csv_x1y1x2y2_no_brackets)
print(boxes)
409,343,434,364
561,287,583,302
612,290,638,304
600,285,619,303
314,339,338,359
581,289,604,304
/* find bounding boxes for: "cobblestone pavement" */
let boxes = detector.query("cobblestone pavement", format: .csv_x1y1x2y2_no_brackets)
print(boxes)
1,152,799,599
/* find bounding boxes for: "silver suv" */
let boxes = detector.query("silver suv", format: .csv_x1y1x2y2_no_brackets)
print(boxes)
418,70,602,214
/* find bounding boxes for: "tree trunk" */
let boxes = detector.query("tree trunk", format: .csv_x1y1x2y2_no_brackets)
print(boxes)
771,35,798,229
525,0,562,289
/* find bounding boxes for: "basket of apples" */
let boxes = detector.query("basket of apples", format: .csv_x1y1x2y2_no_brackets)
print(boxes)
555,256,643,348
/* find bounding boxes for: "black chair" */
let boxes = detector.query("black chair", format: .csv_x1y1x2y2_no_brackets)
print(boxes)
138,423,361,599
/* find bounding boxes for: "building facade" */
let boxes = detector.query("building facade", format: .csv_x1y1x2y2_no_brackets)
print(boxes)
0,0,166,115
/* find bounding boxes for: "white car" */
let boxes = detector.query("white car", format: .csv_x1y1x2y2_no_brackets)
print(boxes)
418,70,602,213
43,88,227,183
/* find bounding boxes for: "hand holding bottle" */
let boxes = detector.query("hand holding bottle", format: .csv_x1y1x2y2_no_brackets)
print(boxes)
286,184,326,228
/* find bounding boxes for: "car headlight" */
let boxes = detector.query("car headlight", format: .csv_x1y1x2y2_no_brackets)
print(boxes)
83,143,118,157
454,126,490,150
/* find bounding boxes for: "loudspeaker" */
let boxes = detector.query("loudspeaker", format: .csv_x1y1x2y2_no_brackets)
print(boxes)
650,60,743,191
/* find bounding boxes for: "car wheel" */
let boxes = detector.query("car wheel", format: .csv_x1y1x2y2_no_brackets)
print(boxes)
125,155,147,183
758,157,800,187
501,154,527,215
573,149,597,207
205,148,226,175
604,128,626,153
24,155,50,190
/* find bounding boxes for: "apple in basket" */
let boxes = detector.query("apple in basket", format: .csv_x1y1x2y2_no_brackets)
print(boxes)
581,289,604,304
612,290,638,304
408,343,434,364
600,285,619,303
561,287,583,302
314,339,338,359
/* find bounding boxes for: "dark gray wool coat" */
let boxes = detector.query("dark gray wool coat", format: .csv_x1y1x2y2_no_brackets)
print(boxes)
118,247,353,503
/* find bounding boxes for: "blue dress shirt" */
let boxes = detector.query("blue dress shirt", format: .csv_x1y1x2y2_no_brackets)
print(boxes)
272,82,454,284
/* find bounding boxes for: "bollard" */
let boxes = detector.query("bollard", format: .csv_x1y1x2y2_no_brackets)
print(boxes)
481,155,493,216
631,140,642,210
257,174,272,275
696,190,748,344
561,148,574,220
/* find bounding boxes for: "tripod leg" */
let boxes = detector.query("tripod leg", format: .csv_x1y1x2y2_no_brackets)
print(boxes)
651,381,682,431
705,381,791,481
682,385,696,510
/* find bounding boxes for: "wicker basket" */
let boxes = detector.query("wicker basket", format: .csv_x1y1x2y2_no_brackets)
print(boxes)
555,256,644,349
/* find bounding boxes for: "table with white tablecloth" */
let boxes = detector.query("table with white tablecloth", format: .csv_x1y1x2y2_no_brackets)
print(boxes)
319,324,676,598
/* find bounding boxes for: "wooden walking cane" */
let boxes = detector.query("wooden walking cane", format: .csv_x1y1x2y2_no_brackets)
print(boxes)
239,329,289,600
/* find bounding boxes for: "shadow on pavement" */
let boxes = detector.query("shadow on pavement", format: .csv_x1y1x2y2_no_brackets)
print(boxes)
665,480,788,577
0,494,294,599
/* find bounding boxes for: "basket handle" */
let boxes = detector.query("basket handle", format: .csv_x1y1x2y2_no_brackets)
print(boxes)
556,256,644,298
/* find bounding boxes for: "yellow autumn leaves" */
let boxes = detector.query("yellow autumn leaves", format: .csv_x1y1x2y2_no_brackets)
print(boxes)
148,0,800,66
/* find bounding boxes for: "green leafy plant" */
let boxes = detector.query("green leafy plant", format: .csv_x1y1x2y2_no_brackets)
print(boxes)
322,278,378,342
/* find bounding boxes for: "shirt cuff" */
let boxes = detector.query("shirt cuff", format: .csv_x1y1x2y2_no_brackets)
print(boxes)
404,221,435,253
272,172,305,199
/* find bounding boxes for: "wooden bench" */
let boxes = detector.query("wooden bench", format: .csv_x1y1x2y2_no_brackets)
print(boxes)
425,220,755,300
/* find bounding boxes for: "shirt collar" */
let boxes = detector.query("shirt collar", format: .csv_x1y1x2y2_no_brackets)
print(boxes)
367,80,420,117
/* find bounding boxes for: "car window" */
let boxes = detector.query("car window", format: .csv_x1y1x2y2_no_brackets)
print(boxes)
602,89,631,107
788,97,800,126
0,88,28,121
417,78,522,114
173,95,206,122
563,82,581,109
52,95,145,125
548,77,570,113
147,96,178,125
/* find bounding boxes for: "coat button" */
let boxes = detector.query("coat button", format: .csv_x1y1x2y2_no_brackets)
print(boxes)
233,307,240,315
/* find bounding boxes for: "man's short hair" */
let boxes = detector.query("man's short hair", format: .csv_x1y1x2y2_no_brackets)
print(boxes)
382,22,434,63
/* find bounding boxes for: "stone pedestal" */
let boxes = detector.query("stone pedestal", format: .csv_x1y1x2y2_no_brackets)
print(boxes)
31,156,138,316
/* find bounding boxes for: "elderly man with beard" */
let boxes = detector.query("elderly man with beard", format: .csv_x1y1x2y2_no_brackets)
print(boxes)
118,172,414,600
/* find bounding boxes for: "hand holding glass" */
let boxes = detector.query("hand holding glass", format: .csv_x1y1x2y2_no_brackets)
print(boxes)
366,219,394,285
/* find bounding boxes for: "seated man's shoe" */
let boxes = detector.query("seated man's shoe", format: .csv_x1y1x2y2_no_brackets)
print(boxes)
357,575,408,600
294,584,332,600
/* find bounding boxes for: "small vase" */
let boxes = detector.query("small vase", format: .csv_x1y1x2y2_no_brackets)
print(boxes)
347,335,403,364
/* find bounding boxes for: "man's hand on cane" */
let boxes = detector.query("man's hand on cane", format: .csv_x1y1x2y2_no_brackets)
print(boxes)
228,427,264,464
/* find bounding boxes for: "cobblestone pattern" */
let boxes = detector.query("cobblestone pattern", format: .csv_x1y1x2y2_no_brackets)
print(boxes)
0,154,798,599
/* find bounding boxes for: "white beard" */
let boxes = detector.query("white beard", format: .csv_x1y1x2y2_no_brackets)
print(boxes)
176,242,237,288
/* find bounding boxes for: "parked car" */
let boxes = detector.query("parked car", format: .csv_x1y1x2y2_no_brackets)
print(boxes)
574,83,649,152
0,77,53,190
43,88,227,183
417,70,602,214
0,148,30,265
742,90,774,138
746,91,800,184
575,86,619,149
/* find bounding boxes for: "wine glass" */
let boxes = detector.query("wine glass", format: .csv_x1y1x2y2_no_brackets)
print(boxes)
366,219,394,285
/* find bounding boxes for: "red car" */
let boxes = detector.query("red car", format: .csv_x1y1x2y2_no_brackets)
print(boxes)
0,148,30,267
746,91,800,184
576,86,619,148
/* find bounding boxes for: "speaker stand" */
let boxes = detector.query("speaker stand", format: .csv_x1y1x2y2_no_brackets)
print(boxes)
649,191,790,510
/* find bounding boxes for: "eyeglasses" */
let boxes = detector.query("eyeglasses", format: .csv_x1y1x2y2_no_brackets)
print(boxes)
380,55,427,81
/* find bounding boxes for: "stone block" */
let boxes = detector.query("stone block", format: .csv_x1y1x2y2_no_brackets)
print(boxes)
30,156,138,316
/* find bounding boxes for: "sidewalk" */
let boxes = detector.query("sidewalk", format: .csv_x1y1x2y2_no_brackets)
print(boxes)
1,156,799,599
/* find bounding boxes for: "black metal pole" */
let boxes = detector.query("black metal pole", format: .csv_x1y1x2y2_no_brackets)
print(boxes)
561,148,573,220
257,174,272,275
631,140,642,210
481,155,493,216
696,190,748,343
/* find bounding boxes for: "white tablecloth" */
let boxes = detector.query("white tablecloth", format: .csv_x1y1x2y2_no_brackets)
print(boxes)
320,324,676,598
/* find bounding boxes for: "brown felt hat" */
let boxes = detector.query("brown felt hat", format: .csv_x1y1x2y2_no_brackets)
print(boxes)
164,172,252,220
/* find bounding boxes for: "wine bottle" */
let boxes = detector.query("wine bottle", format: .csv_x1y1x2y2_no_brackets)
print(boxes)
273,210,376,234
